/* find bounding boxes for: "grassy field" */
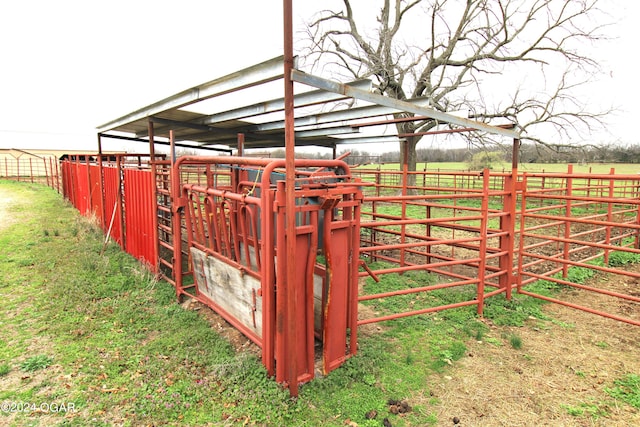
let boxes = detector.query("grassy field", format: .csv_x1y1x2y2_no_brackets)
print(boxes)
1,179,639,426
356,162,640,174
0,180,488,426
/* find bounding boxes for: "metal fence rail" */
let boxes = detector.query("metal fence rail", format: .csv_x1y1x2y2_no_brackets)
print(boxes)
1,157,61,191
7,155,635,391
353,165,640,327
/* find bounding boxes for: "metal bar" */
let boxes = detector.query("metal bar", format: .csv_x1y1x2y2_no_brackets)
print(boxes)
291,69,520,139
562,165,573,277
518,290,640,327
247,97,432,133
97,134,106,231
283,0,298,396
477,169,490,316
358,300,479,325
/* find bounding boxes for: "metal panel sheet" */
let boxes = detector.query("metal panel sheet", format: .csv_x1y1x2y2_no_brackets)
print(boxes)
123,169,157,267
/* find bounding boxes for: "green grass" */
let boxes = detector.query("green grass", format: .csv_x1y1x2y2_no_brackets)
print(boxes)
605,374,640,409
0,180,447,426
19,355,54,372
2,179,639,426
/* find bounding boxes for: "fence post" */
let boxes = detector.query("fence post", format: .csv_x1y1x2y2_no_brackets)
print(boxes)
562,165,573,278
516,174,528,293
499,169,517,298
54,158,60,193
604,168,615,264
116,156,125,250
44,158,50,187
477,169,490,316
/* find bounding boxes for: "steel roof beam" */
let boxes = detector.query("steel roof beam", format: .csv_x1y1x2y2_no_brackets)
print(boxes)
291,69,520,139
247,97,432,133
330,135,404,145
197,79,372,126
97,56,292,133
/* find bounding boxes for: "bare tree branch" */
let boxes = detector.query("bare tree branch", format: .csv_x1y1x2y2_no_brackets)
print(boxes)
301,0,611,172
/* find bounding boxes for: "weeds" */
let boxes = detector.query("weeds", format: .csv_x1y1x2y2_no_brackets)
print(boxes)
508,333,523,350
605,374,640,409
20,355,53,372
608,250,640,267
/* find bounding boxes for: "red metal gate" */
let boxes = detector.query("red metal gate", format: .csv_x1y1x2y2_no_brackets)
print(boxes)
173,156,362,391
516,167,640,326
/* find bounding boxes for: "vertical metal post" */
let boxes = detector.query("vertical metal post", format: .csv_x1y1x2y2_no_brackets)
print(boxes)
604,168,615,265
516,174,528,293
477,168,490,316
283,0,298,397
44,158,50,187
85,154,92,214
400,140,408,267
170,129,183,300
499,138,520,298
149,120,160,273
512,138,520,169
54,157,60,194
562,164,573,278
97,134,106,230
116,155,125,249
237,133,244,157
29,158,33,183
170,129,176,164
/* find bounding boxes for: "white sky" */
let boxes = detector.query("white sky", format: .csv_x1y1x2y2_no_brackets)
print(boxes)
0,0,637,153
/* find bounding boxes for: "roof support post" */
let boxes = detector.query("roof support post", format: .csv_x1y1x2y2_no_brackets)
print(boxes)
237,133,244,157
148,119,156,162
97,133,106,231
283,0,298,397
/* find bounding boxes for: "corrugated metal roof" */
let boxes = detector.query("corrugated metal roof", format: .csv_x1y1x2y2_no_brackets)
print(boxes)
97,56,518,151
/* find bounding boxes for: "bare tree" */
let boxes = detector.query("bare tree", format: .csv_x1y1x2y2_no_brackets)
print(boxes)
302,0,611,172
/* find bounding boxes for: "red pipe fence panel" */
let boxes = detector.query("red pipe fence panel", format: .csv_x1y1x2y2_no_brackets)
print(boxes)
47,156,640,389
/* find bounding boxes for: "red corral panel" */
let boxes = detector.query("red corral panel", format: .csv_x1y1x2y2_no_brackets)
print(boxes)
103,166,122,246
74,162,90,215
123,169,157,268
89,165,102,222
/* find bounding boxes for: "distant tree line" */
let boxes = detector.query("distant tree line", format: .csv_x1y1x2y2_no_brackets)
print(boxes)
259,143,640,165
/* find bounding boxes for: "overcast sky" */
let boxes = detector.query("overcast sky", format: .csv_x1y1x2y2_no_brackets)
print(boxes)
0,0,637,153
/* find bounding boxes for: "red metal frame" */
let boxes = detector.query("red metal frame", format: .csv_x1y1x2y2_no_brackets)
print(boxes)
51,155,640,392
170,156,362,393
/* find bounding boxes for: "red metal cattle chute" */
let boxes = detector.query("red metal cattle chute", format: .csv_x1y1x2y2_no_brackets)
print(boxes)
171,156,363,389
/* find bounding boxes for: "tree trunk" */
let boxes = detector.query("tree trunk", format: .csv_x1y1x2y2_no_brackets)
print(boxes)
399,135,418,193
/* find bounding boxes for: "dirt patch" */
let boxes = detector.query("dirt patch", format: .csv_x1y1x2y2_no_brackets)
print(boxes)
181,298,261,357
425,276,640,426
0,185,16,232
